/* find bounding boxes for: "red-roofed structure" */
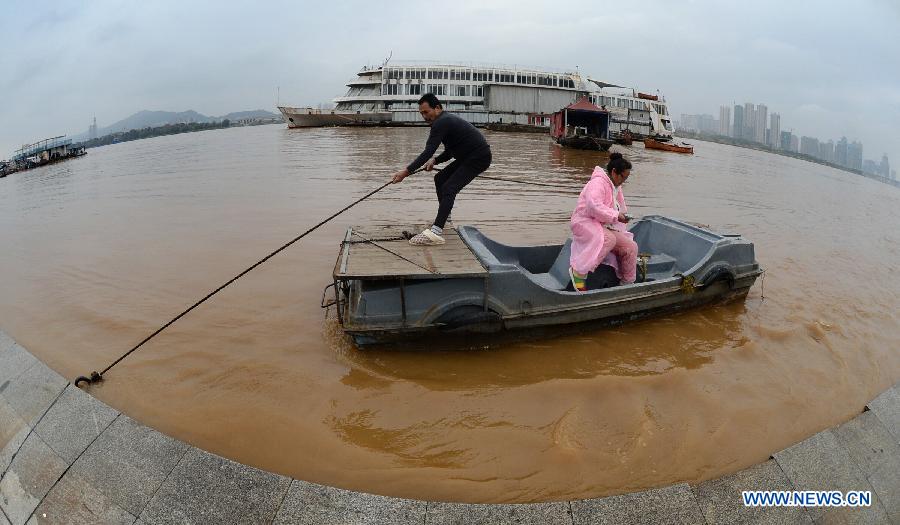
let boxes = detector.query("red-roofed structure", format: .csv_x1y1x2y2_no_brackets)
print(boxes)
549,97,612,150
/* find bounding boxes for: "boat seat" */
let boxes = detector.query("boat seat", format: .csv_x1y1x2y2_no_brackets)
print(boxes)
644,253,677,277
522,240,572,291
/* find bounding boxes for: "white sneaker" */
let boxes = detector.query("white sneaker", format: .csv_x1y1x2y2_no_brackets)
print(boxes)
409,229,445,246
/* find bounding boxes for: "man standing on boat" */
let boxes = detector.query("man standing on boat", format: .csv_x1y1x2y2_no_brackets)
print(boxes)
391,93,492,246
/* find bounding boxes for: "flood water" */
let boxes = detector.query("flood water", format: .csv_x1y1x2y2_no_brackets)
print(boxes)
1,124,898,503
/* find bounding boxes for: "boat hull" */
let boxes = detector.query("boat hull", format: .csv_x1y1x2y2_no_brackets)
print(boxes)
343,277,756,345
644,138,693,154
557,136,613,151
278,106,393,128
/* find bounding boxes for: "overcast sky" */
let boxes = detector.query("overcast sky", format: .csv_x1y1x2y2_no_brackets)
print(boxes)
2,0,898,166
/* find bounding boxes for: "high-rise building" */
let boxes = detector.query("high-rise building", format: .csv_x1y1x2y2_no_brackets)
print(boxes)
790,135,799,153
755,104,768,144
680,114,700,132
800,136,819,156
743,102,756,140
863,160,878,174
848,141,863,170
880,154,890,178
835,137,849,167
89,116,98,141
892,169,897,180
699,114,718,134
680,114,718,134
733,105,744,138
780,131,792,150
769,113,780,148
818,140,834,163
719,106,731,137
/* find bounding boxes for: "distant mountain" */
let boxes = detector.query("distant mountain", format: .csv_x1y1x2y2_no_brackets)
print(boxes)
218,109,279,121
72,109,279,141
99,110,214,135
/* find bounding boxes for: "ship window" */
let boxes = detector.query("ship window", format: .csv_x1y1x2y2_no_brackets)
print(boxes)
427,84,447,96
474,85,484,97
455,85,467,97
408,83,421,95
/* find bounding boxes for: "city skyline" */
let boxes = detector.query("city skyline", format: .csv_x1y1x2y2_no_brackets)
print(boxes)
1,1,898,166
680,101,892,180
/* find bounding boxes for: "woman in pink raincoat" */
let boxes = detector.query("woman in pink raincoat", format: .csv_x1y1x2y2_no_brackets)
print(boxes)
569,152,638,291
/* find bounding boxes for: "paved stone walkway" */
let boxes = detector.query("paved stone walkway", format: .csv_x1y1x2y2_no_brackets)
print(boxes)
1,330,898,524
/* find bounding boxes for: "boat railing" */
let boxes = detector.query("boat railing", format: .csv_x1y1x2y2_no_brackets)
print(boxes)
382,60,578,76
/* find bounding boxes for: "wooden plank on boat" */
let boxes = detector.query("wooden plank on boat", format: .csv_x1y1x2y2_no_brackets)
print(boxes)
336,225,487,280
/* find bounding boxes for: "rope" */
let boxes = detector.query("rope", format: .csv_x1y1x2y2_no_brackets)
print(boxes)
478,174,581,192
417,166,581,192
73,166,583,387
74,175,404,388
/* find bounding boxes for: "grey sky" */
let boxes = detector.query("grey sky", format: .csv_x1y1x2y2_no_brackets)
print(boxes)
2,0,898,166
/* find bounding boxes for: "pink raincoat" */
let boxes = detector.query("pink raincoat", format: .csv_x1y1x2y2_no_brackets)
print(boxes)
569,166,638,282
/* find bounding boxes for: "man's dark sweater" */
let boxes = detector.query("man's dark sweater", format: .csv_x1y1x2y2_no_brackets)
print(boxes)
406,112,490,173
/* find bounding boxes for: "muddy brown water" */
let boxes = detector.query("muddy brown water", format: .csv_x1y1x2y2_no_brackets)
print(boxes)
1,125,898,503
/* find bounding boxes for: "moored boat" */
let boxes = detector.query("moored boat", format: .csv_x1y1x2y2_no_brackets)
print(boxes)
550,98,614,151
329,216,762,345
615,129,634,146
278,60,676,134
644,138,693,154
277,106,393,128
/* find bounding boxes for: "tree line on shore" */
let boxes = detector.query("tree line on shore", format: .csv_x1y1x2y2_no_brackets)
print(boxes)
77,120,231,149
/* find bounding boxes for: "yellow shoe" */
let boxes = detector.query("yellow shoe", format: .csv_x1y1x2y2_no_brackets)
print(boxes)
569,267,588,292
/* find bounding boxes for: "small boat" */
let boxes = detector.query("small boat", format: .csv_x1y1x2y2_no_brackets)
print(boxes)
644,137,693,154
328,216,762,345
484,122,547,134
557,135,614,150
550,98,614,151
615,129,634,146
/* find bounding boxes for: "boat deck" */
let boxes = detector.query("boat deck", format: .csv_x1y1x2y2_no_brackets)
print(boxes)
334,225,488,280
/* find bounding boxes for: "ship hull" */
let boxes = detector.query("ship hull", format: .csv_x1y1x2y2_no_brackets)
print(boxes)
277,106,393,128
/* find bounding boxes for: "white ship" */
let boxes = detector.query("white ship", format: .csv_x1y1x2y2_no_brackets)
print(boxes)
278,60,674,140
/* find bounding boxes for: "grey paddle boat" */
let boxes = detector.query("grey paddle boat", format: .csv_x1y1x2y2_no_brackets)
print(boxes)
327,215,763,345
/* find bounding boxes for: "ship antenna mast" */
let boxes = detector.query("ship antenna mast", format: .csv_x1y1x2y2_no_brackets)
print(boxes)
382,50,392,68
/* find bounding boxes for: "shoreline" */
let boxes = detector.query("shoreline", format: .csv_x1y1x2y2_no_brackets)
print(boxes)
2,329,898,523
677,131,900,189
